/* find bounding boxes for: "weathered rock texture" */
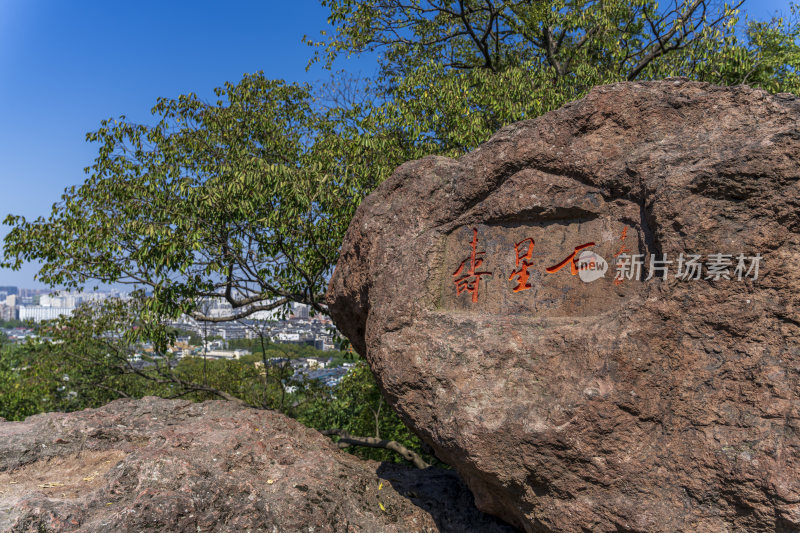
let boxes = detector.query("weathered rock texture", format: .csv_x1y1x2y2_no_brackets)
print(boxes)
327,80,800,532
0,397,516,532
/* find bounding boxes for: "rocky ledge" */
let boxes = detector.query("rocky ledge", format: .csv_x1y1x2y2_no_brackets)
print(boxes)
0,397,516,532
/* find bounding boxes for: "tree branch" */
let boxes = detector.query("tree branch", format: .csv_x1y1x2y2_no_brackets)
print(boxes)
322,428,430,469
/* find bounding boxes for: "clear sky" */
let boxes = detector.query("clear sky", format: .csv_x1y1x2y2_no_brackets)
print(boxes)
0,0,795,289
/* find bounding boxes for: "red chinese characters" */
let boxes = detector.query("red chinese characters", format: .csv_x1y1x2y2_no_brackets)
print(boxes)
452,228,492,302
545,242,596,275
614,226,630,257
508,238,535,292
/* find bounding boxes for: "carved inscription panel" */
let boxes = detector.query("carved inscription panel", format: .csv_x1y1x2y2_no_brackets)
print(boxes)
438,218,642,317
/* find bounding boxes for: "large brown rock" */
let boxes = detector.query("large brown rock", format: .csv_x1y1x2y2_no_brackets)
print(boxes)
0,397,516,532
327,79,800,532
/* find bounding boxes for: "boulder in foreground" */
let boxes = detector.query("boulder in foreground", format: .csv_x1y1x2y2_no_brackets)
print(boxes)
0,397,516,532
328,79,800,532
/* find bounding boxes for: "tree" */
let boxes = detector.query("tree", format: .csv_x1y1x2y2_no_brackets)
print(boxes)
308,0,800,157
0,342,51,420
2,75,387,347
236,317,295,411
35,299,245,405
299,361,437,467
6,298,316,416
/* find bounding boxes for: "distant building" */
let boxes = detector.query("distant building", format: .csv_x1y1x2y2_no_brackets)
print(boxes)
306,357,332,369
248,308,282,321
40,290,112,308
0,304,16,321
275,332,300,342
18,306,73,323
18,288,49,298
290,303,310,319
313,338,336,351
2,327,34,342
204,349,248,360
12,290,132,323
203,340,225,351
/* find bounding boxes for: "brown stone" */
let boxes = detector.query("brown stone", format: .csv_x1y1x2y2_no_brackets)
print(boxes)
327,79,800,532
0,397,516,532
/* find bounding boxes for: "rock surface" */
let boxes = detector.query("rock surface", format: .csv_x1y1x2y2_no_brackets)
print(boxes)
0,397,516,532
327,80,800,532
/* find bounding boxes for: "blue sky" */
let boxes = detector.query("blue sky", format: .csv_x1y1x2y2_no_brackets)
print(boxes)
0,0,795,289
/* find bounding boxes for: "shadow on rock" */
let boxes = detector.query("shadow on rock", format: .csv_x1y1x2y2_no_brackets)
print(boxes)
376,463,520,533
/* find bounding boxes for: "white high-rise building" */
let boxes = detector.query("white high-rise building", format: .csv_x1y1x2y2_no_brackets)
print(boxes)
19,306,73,323
291,302,310,319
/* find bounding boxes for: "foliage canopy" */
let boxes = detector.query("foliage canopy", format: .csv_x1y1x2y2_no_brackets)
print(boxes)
3,76,389,334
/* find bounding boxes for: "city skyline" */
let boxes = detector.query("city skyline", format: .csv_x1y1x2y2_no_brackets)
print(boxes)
0,285,338,354
0,286,322,329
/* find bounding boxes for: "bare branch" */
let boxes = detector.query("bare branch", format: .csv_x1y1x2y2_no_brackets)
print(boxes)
323,428,430,469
